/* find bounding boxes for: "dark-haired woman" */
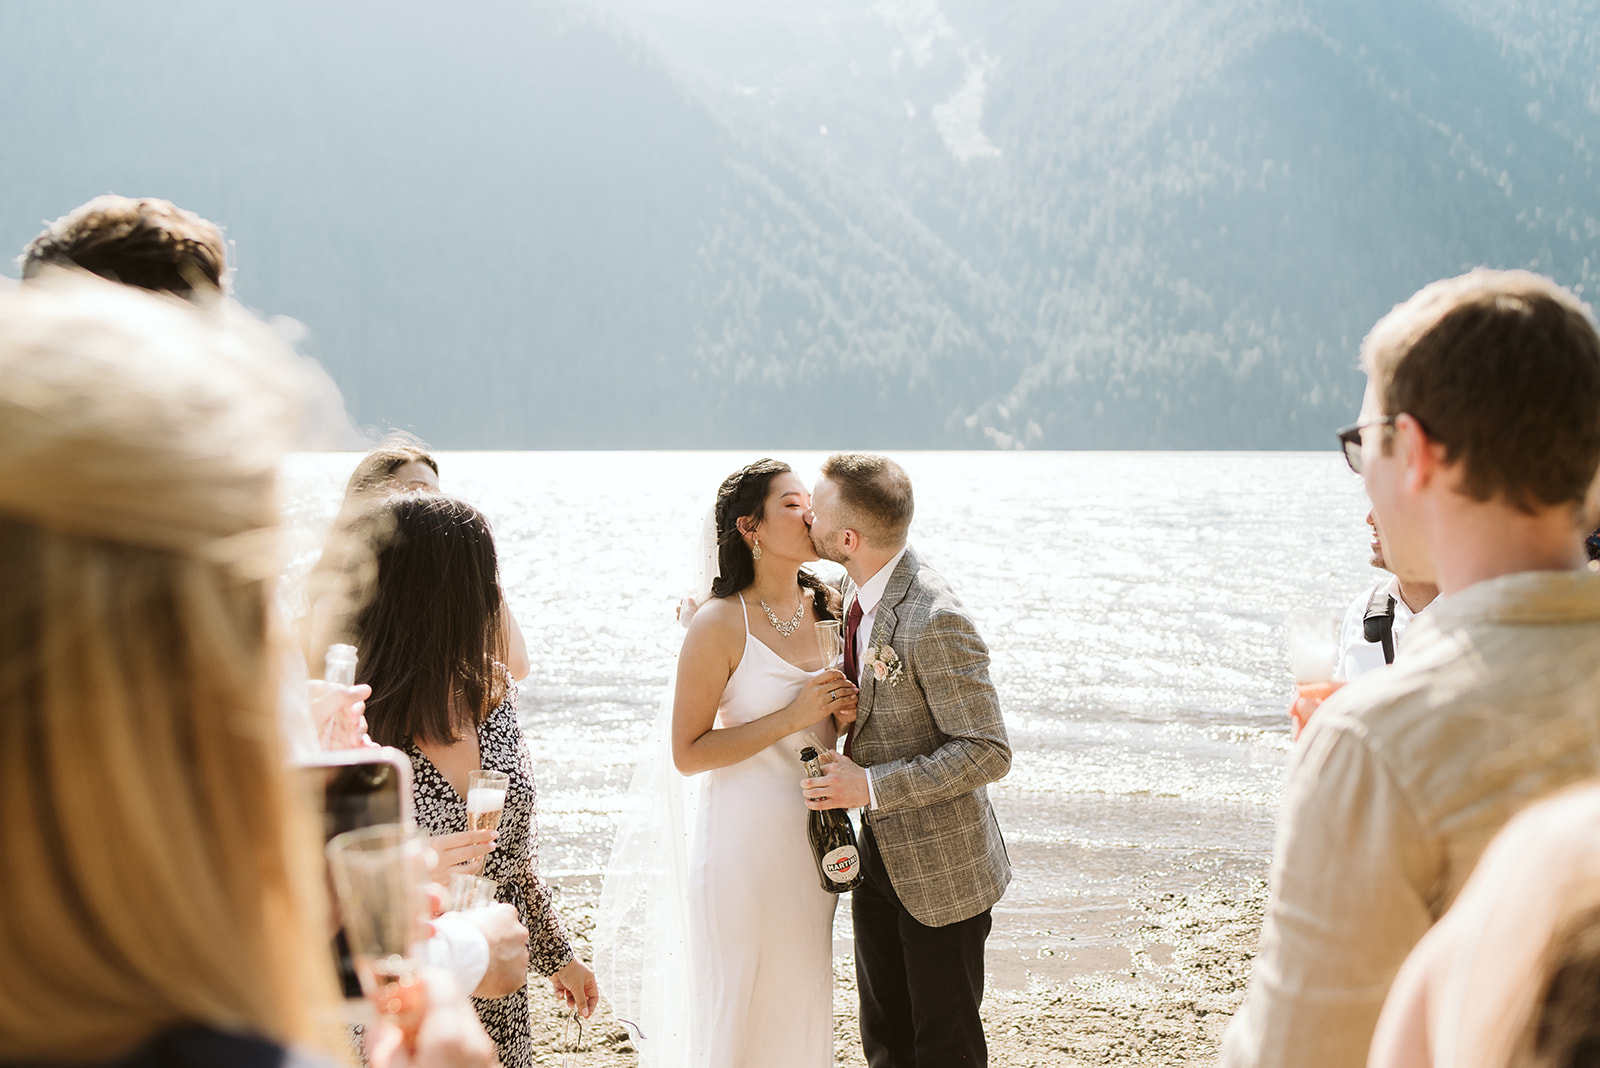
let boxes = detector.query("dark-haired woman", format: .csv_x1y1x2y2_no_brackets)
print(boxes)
664,460,858,1068
354,493,597,1068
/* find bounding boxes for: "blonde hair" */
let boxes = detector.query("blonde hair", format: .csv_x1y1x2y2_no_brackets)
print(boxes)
0,277,336,1059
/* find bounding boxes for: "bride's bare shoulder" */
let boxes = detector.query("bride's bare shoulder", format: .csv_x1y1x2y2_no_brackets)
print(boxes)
683,594,747,648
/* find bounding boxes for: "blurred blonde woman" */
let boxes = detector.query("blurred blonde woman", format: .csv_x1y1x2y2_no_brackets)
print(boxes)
1370,783,1600,1068
0,276,490,1067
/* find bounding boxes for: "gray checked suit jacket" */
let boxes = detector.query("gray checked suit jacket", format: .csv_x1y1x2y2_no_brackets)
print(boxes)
847,545,1011,927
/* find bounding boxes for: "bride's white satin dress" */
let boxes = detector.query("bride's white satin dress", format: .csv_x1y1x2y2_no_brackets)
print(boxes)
689,602,837,1068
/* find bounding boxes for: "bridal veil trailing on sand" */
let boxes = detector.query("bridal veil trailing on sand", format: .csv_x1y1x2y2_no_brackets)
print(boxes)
592,507,719,1068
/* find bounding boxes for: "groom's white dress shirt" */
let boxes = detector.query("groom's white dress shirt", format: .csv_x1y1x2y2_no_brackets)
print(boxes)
852,546,907,811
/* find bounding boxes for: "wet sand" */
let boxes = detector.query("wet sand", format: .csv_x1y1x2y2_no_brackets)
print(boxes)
526,875,1266,1067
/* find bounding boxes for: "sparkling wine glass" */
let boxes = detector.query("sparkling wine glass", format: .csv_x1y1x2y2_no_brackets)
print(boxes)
326,824,427,1037
815,620,844,669
447,872,499,912
1286,609,1343,740
465,770,508,875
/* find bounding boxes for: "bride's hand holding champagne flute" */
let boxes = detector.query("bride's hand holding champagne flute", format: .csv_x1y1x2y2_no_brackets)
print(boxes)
780,619,856,741
815,619,857,736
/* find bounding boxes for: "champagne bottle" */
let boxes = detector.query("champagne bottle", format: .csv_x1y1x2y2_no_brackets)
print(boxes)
798,745,865,894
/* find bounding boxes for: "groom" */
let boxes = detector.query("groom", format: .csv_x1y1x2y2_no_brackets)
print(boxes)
803,452,1012,1068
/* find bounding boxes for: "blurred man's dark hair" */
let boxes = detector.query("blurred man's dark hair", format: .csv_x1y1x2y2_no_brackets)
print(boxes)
20,196,226,301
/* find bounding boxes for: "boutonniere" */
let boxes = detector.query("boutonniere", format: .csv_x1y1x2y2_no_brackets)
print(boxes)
864,644,904,687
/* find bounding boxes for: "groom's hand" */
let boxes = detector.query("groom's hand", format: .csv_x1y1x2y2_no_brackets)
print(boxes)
802,749,871,810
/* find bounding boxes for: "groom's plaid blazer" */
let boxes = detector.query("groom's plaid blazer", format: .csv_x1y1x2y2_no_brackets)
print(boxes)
845,545,1012,928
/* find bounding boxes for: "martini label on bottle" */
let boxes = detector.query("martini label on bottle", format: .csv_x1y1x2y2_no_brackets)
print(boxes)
822,845,860,883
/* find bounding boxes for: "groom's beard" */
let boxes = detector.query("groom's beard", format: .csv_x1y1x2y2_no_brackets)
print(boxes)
811,528,847,565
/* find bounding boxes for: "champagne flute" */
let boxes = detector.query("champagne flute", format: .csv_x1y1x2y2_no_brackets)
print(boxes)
466,770,509,874
326,824,427,1038
447,872,499,912
814,619,851,754
1286,609,1343,740
466,770,509,834
815,620,844,669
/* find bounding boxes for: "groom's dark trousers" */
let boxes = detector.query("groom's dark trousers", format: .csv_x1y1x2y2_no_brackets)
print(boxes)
855,821,992,1068
841,546,1010,1068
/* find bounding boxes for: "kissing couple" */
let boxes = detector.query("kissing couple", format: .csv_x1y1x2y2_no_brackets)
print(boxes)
595,452,1012,1067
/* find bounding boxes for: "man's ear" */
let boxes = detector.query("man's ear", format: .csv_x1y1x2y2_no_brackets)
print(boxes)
1395,413,1444,493
842,529,859,555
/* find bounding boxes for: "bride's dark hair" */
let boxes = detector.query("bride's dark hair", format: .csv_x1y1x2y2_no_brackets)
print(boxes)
710,458,836,621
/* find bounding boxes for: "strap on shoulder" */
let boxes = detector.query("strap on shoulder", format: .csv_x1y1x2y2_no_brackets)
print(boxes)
1362,589,1398,664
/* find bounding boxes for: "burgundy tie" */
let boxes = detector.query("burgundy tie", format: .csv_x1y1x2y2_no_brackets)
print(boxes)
842,598,864,759
842,598,864,684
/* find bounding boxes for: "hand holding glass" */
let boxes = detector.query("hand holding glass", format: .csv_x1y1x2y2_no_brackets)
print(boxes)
466,770,509,873
326,824,428,1041
1286,610,1343,740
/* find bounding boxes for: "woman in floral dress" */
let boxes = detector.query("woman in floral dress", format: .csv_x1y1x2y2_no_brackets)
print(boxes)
352,492,598,1068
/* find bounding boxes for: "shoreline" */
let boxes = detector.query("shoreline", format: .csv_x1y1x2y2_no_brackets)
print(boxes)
529,875,1266,1066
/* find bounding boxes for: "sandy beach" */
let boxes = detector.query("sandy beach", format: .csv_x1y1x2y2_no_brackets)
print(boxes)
524,874,1266,1067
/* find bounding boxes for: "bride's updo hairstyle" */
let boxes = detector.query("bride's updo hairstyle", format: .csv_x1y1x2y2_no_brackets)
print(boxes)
0,277,336,1060
710,458,836,621
352,492,510,748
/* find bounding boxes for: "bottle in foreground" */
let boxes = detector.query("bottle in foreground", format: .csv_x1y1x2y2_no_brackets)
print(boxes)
798,746,865,894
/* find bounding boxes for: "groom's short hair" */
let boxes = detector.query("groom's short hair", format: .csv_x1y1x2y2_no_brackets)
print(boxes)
821,453,914,546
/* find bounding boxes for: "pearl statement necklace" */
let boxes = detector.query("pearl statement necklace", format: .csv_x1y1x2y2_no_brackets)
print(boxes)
760,596,805,637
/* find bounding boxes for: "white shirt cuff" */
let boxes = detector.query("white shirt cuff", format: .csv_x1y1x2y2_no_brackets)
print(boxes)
865,766,878,810
425,912,490,994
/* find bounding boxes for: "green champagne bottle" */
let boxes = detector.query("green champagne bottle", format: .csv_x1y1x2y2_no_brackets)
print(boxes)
799,745,865,893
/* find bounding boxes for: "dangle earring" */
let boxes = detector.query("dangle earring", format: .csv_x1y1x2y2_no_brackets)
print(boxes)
751,537,762,561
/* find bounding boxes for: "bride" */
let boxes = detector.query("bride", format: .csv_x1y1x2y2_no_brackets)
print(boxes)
596,458,858,1068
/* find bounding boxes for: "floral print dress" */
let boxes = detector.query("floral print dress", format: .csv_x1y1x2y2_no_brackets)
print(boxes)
408,692,573,1068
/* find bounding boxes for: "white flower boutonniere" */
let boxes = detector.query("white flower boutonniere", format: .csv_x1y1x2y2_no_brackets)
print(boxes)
864,644,904,687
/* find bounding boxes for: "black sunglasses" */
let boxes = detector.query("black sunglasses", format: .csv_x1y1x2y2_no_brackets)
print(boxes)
1335,417,1397,474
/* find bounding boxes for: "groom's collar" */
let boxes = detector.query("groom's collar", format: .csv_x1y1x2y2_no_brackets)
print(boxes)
853,546,908,615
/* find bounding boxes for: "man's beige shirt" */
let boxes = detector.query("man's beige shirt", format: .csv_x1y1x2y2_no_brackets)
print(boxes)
1221,570,1600,1068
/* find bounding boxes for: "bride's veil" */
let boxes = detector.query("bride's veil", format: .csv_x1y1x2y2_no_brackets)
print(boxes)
592,506,718,1067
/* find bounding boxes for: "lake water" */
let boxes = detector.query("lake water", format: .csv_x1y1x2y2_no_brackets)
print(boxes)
281,450,1373,988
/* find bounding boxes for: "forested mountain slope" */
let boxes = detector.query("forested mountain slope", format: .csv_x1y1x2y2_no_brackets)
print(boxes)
1,0,1594,447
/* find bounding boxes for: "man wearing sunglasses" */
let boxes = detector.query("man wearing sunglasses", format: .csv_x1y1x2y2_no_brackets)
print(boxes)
1222,269,1600,1068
